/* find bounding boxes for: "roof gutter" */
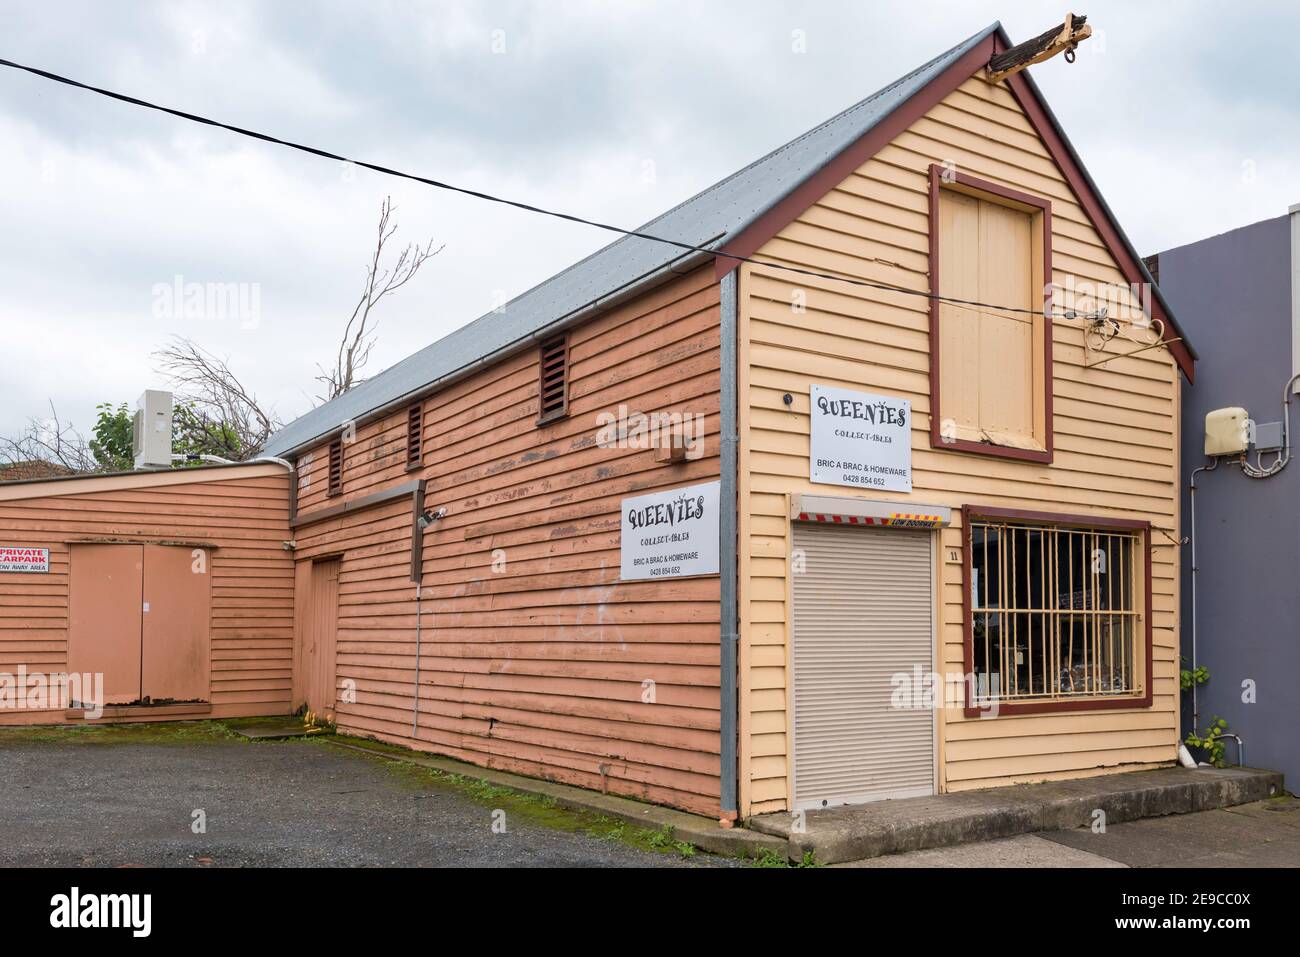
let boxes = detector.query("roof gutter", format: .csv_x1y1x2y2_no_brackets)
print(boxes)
268,242,720,460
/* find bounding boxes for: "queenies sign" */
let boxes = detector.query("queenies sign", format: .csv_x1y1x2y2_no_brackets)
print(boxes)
809,384,912,492
620,481,720,580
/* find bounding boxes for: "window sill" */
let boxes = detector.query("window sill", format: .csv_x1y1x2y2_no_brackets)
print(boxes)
930,432,1053,464
963,692,1151,719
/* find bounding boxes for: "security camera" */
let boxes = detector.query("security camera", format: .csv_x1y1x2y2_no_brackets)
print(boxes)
417,507,446,531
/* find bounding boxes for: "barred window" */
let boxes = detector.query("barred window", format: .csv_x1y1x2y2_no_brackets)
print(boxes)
967,514,1146,709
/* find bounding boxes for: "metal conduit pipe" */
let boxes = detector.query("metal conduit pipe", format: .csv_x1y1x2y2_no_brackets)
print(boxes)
249,455,295,471
413,583,423,737
411,503,442,738
719,269,739,823
1216,732,1245,768
1188,458,1218,728
1240,371,1300,478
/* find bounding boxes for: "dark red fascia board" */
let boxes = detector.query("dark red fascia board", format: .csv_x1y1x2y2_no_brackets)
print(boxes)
713,33,995,279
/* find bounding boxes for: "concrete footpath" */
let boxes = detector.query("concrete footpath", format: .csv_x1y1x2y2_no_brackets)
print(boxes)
841,796,1300,867
750,766,1284,865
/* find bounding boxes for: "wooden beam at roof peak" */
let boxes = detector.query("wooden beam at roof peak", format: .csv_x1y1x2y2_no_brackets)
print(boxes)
987,13,1092,83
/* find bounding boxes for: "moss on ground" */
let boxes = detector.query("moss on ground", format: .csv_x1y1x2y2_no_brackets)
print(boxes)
0,719,241,746
334,738,705,860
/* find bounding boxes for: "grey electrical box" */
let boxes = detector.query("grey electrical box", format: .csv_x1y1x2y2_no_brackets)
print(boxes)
1253,421,1285,452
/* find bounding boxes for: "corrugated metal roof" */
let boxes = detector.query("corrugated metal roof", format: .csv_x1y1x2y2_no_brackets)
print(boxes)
264,23,1000,457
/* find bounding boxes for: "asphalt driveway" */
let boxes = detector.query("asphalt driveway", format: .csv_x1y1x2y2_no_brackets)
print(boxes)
0,724,729,868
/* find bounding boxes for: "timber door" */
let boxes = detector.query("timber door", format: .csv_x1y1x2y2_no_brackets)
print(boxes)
791,523,935,809
305,558,340,719
141,545,211,703
68,544,211,706
69,544,144,705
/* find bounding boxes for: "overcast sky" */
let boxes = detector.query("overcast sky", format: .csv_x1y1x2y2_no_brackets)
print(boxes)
2,0,1297,441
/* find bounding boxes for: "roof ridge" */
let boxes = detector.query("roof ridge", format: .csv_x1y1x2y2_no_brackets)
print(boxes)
630,22,1001,235
264,23,1001,456
350,23,1001,368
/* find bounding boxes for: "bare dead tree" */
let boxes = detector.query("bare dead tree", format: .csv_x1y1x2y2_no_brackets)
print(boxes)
4,198,439,473
153,337,280,459
0,401,98,475
315,196,442,402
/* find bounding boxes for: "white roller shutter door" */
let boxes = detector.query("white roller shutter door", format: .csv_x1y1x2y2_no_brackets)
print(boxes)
792,522,935,809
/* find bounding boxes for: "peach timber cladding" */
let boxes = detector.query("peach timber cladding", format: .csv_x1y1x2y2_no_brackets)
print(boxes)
290,267,723,814
0,465,295,723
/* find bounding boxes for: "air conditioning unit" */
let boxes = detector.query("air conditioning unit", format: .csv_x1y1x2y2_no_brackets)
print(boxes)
1204,406,1249,457
133,390,174,470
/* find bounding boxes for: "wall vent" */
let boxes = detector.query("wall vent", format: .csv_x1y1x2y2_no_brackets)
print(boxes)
406,404,423,470
327,440,343,497
537,335,569,424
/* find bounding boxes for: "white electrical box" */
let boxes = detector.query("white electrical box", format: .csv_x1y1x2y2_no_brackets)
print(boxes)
1204,407,1249,457
133,390,174,470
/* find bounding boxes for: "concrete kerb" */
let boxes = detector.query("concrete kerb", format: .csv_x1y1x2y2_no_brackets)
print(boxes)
327,739,787,861
750,766,1284,865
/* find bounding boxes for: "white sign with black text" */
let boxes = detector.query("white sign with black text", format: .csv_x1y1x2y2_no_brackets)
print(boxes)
620,480,720,580
809,384,912,492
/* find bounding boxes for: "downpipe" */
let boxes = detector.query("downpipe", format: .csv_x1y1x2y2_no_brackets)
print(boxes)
718,269,739,824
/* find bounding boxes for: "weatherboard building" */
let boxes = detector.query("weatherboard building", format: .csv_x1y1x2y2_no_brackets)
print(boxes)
0,22,1194,822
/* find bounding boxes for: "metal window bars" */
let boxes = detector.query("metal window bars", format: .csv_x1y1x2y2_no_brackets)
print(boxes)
970,520,1141,703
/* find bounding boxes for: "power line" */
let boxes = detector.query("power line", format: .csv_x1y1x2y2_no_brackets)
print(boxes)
1,54,1086,320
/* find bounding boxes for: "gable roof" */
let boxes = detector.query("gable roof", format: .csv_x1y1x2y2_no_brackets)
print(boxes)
265,20,1191,457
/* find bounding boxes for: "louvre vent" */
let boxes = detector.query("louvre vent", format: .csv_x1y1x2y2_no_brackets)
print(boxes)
537,335,569,423
327,440,343,497
406,404,423,470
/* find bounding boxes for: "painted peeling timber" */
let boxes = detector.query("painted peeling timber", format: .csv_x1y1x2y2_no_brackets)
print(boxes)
292,268,724,815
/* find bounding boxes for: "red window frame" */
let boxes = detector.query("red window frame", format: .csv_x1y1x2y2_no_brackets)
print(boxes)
960,504,1153,718
927,164,1055,463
